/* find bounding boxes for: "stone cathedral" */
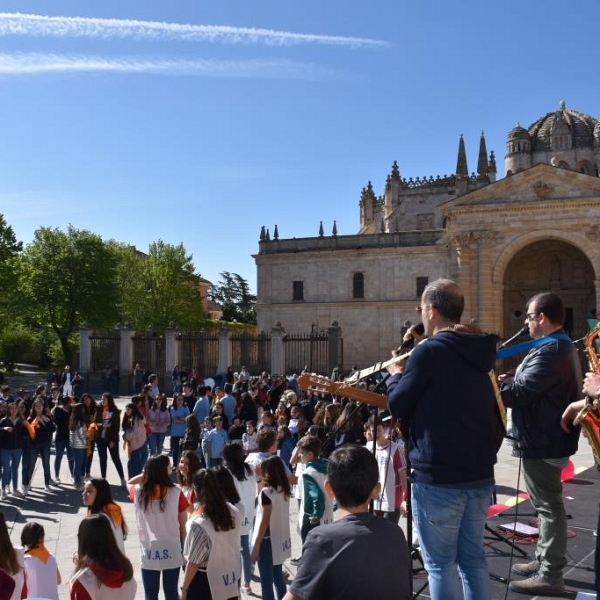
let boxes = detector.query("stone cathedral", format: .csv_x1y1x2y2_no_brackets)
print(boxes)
254,102,600,371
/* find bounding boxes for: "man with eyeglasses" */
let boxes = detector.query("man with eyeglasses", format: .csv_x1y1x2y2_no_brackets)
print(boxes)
500,292,581,596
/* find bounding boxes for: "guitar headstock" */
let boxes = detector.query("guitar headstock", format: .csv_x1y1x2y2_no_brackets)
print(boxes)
298,373,337,395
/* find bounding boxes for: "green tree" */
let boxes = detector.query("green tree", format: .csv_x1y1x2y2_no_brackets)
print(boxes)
114,240,207,332
0,214,23,322
0,324,35,371
208,272,257,324
20,226,119,365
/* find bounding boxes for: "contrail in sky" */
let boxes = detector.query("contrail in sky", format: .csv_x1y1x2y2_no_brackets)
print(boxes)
0,52,341,80
0,12,391,48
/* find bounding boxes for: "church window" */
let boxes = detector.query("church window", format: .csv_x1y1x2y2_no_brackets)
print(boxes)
416,277,428,297
353,273,364,298
293,281,304,301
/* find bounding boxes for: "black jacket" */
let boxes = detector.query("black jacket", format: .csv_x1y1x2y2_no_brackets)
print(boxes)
0,417,27,450
500,333,581,459
387,329,499,484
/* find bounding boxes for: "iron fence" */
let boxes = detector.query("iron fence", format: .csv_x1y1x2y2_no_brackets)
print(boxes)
230,331,271,376
283,326,330,375
132,333,166,391
178,330,220,378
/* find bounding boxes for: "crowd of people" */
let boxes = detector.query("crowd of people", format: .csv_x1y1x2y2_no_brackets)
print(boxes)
0,359,413,600
0,278,598,599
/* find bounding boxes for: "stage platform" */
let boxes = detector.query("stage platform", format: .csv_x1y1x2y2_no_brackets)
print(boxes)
410,464,599,599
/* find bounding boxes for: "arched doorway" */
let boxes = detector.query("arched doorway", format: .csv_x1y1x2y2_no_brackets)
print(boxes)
503,240,595,340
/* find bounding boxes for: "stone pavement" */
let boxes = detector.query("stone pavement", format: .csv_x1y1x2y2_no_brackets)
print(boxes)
0,386,596,599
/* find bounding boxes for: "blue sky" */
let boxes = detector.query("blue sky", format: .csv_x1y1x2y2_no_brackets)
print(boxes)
0,1,598,293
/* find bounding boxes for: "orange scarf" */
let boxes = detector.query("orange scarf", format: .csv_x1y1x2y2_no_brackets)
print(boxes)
87,503,123,531
25,545,50,563
23,420,36,440
87,423,100,456
103,503,123,530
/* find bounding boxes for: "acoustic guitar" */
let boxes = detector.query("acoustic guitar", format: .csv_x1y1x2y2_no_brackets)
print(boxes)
297,373,388,410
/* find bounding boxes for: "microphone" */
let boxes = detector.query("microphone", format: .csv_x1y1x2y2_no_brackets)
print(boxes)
399,322,425,350
499,325,528,349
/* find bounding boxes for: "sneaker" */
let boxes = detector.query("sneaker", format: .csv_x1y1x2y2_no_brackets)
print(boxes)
44,485,51,492
511,560,540,576
12,489,23,498
22,485,30,494
240,583,252,595
52,478,61,485
1,489,7,500
509,572,565,595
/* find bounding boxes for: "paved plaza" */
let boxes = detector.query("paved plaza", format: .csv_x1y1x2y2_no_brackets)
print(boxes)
0,388,597,599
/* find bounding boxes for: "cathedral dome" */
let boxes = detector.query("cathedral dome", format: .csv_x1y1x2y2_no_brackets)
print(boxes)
507,124,530,142
527,101,598,152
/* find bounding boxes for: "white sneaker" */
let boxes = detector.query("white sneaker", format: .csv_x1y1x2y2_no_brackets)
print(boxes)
21,485,30,495
52,478,61,485
1,489,7,499
44,485,51,492
12,489,24,498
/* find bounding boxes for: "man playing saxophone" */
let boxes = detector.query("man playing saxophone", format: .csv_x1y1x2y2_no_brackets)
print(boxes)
561,370,600,598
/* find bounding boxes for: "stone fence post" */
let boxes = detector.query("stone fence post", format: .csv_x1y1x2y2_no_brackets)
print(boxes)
271,322,285,376
328,321,342,377
218,324,231,375
78,326,93,376
119,326,135,396
165,326,178,396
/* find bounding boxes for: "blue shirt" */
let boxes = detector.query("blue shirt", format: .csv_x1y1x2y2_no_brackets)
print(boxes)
203,427,228,459
193,397,211,422
169,405,189,437
219,394,237,424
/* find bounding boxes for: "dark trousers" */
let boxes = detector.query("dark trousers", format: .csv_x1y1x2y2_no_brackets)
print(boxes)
96,438,125,479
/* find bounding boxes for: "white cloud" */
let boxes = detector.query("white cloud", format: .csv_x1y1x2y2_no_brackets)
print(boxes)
0,52,341,80
0,12,391,48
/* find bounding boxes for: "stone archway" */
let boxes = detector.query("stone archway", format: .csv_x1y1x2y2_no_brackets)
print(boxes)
503,240,595,339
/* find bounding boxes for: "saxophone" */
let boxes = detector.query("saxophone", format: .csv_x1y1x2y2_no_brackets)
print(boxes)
574,323,600,463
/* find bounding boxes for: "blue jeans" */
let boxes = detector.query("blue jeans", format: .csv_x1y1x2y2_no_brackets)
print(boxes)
72,448,86,486
241,533,252,585
1,448,22,489
412,481,494,600
28,441,52,486
300,519,319,544
208,457,222,468
149,432,166,456
257,536,287,600
128,446,145,479
54,439,73,479
140,567,180,600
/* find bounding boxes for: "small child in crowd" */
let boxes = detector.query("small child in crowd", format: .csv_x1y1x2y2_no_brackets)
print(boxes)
284,445,411,600
276,425,296,469
295,436,333,544
242,421,258,455
21,522,61,600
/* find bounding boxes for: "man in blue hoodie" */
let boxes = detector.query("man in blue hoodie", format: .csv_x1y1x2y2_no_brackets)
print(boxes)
387,278,499,600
